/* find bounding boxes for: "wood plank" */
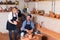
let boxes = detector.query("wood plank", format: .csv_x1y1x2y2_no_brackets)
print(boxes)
36,23,60,40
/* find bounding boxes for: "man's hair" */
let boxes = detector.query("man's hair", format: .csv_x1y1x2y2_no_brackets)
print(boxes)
27,14,32,18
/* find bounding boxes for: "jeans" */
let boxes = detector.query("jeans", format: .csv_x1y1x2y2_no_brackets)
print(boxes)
9,29,18,40
21,31,27,37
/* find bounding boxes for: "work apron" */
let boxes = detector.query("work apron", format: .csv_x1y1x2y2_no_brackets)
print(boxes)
25,21,32,30
21,21,32,34
6,13,17,30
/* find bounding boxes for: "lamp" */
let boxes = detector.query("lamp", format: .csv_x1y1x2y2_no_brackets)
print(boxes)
15,1,19,5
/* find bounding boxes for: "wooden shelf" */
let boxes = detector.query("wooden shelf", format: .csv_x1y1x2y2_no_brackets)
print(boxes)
0,0,19,5
24,0,53,2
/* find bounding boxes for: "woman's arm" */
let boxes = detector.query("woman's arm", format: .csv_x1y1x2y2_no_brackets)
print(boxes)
8,12,17,25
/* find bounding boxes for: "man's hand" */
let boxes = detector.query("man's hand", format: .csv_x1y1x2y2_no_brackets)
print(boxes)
29,30,33,33
25,29,29,32
25,29,33,34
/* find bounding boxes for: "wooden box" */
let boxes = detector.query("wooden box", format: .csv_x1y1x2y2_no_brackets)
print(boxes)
24,0,29,2
49,11,56,18
32,34,42,40
36,0,39,1
31,8,37,14
56,14,60,19
38,10,45,16
44,14,49,17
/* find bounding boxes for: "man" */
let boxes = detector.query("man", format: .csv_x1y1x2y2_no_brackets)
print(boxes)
21,14,35,37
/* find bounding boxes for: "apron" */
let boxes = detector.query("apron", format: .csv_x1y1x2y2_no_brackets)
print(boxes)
21,21,32,35
25,20,32,30
6,13,17,30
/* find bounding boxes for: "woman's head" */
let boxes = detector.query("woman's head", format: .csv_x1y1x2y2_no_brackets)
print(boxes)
12,7,18,13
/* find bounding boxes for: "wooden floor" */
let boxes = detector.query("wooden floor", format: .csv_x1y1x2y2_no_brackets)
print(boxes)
0,32,42,40
1,23,60,40
0,27,60,40
0,32,9,40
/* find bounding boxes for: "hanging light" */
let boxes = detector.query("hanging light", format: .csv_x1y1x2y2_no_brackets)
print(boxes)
15,1,19,5
52,0,55,13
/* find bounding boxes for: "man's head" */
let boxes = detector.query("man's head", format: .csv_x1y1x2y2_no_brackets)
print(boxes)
12,7,18,13
26,14,32,21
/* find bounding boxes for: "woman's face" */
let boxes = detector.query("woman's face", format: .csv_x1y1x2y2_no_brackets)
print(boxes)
12,8,18,13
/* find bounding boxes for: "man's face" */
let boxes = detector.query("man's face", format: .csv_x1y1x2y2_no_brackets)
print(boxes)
27,16,31,21
12,8,18,13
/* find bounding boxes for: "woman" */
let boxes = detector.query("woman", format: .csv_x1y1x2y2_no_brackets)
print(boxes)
6,7,18,40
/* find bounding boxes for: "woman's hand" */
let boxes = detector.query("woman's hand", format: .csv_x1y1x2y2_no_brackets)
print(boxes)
16,19,18,21
13,21,17,25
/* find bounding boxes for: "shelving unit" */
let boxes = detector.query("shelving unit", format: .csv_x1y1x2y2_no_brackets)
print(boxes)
0,0,19,8
0,0,19,5
0,0,19,12
24,0,52,2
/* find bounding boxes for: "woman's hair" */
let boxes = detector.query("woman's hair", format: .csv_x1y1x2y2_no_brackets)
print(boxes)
12,7,18,10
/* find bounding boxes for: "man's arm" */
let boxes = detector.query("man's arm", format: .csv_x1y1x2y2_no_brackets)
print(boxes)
31,21,35,30
21,20,26,31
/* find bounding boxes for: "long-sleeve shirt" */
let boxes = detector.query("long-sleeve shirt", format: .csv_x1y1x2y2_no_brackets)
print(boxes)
21,20,35,31
8,12,18,23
